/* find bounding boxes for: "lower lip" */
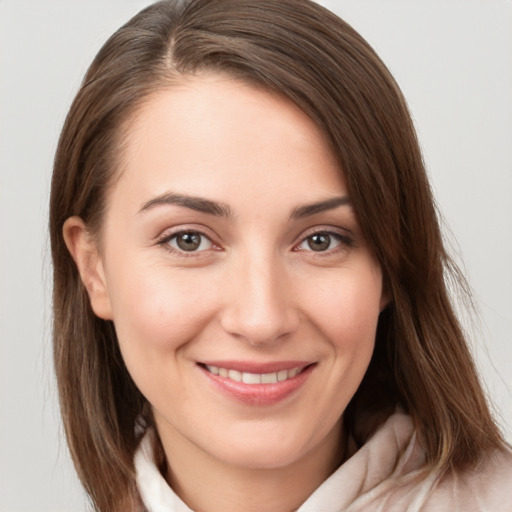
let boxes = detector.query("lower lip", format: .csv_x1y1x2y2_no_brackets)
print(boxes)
199,364,315,406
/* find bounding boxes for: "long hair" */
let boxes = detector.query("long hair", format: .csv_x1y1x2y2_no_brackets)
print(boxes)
49,1,504,510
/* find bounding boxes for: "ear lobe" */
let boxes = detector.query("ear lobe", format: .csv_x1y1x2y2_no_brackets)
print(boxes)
62,216,113,320
379,280,391,313
379,294,390,313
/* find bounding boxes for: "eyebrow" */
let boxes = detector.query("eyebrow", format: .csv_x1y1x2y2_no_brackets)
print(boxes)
138,192,232,217
290,196,351,219
138,192,351,219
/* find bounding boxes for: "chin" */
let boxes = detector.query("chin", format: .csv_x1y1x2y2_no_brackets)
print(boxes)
213,439,310,470
201,417,341,471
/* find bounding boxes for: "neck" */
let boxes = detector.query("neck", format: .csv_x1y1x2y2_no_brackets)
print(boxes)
156,420,345,512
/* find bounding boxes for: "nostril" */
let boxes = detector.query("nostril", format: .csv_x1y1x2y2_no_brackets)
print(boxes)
220,310,299,345
218,265,300,344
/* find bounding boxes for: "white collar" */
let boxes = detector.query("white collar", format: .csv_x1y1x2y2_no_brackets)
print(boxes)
134,412,426,512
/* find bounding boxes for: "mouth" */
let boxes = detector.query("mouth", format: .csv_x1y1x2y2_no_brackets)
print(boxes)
202,364,305,384
197,361,316,405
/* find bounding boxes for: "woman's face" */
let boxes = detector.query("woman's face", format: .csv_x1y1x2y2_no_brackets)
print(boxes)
82,75,385,471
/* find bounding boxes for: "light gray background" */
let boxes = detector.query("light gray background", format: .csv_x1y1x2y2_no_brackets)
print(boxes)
1,1,511,510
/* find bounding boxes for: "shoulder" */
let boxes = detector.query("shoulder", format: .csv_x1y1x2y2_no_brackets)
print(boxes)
343,414,512,512
374,445,512,512
424,446,512,511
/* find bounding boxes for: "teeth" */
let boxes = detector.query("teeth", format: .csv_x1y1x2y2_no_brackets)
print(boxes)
206,365,219,376
242,372,261,384
261,372,278,384
228,369,242,382
277,369,288,382
205,365,303,384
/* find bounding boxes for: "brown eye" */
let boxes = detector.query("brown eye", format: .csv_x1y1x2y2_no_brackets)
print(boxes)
176,233,201,251
167,232,212,252
296,231,349,253
307,234,331,251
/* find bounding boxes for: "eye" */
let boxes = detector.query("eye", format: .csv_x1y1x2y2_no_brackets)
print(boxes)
165,231,213,252
296,231,349,252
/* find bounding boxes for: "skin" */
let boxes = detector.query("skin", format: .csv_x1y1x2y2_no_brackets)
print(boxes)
64,74,386,512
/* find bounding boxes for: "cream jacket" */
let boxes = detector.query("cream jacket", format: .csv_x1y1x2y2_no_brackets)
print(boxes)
134,412,512,511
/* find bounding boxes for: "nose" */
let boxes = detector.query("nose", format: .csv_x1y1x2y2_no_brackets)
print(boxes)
219,250,300,346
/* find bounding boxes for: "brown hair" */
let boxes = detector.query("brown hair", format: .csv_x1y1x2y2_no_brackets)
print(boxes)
49,0,504,510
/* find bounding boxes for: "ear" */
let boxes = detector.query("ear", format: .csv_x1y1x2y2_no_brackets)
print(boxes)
379,293,390,313
379,277,391,313
63,216,113,320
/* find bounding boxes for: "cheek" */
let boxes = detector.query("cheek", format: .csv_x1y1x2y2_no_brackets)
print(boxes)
105,263,217,369
303,266,383,351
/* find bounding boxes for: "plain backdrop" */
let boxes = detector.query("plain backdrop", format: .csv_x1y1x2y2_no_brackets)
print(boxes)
0,1,511,510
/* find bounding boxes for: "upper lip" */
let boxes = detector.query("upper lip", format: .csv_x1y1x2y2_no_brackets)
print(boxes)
198,360,314,374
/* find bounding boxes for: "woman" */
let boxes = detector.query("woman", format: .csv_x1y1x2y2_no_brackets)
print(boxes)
49,0,512,510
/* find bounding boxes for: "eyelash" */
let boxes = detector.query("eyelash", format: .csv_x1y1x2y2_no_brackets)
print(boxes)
157,226,354,258
156,229,218,257
294,229,354,255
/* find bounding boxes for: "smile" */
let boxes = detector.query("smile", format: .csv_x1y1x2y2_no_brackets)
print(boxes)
199,361,315,406
205,365,303,384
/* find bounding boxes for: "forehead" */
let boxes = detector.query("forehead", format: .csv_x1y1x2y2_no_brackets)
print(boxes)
111,74,346,213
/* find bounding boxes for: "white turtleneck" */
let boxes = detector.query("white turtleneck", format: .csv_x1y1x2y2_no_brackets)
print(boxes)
134,412,512,512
